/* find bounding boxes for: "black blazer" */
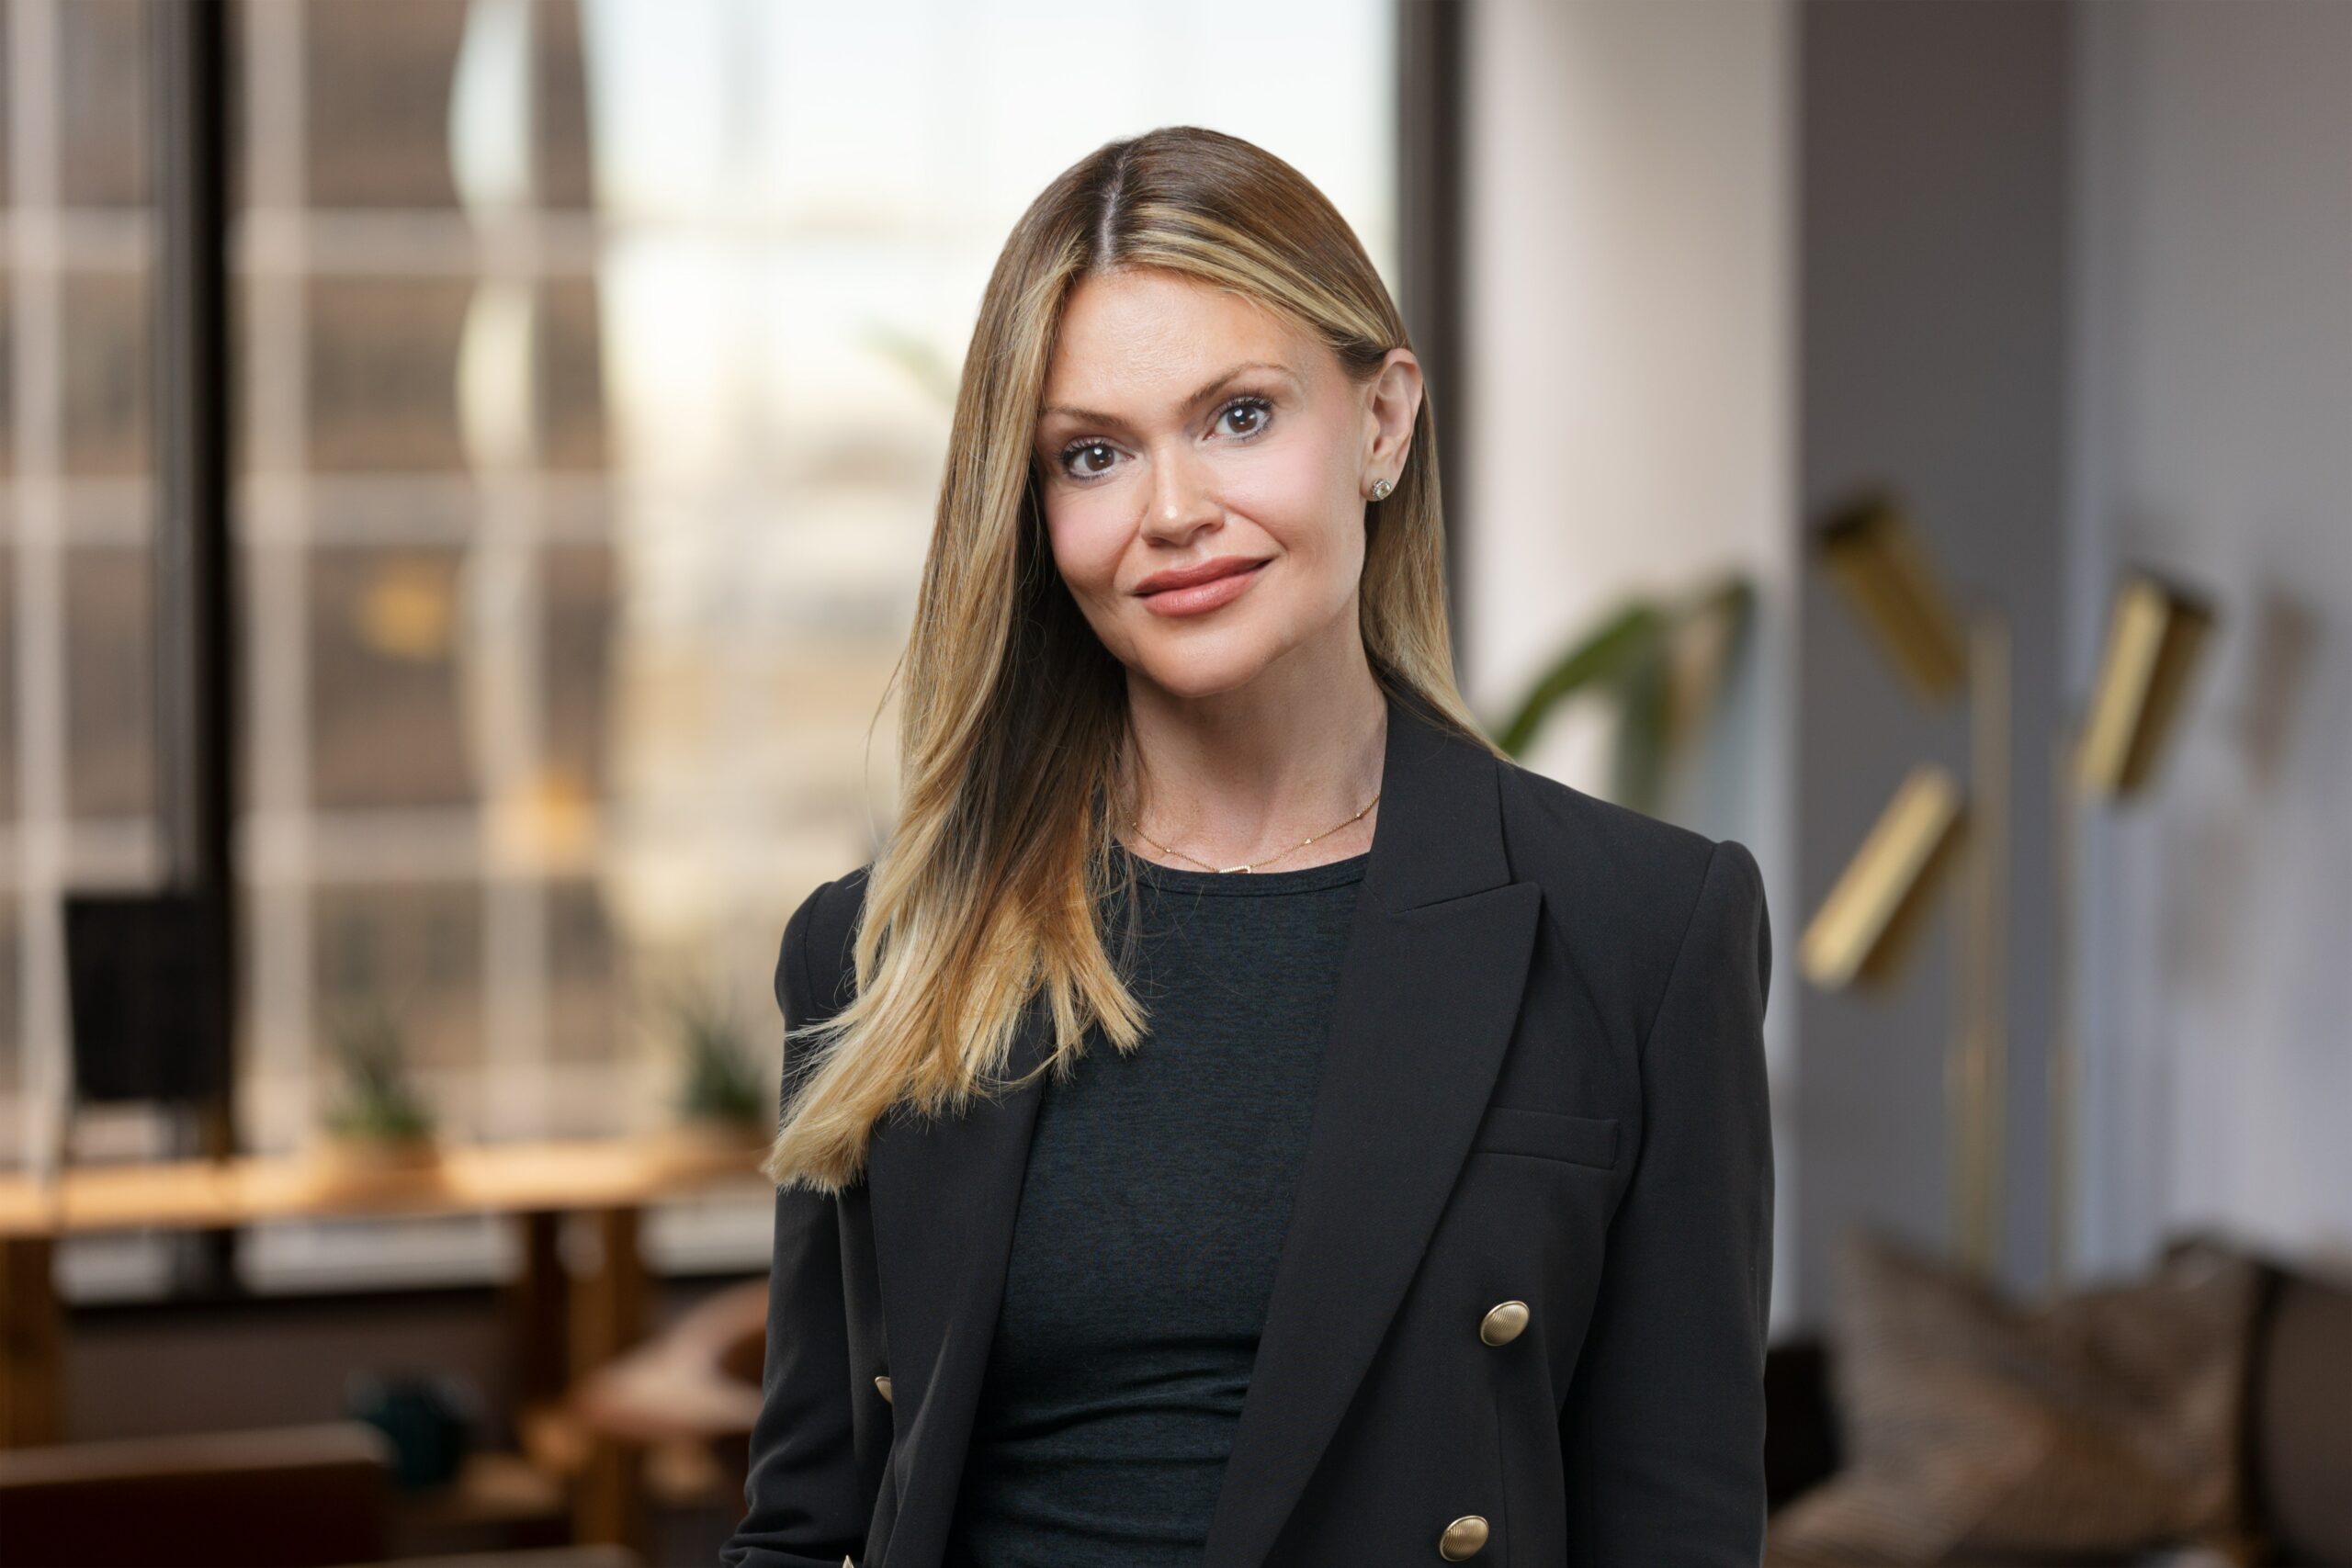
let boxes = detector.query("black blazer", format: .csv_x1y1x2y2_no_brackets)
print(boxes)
722,688,1775,1568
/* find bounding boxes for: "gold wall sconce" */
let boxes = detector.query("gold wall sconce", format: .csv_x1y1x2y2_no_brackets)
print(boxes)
1798,761,1966,992
1802,488,2220,1288
2047,570,2218,1285
2074,571,2218,800
1801,488,2011,1280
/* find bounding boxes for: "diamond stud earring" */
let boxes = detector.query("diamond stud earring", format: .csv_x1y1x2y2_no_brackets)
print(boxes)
1371,478,1393,502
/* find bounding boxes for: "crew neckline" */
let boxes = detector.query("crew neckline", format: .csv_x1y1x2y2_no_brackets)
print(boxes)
1114,839,1371,895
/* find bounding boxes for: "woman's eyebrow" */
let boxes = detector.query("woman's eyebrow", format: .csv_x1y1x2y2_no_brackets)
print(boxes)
1040,361,1295,430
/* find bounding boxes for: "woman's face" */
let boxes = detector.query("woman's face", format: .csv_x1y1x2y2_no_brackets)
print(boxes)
1034,266,1419,703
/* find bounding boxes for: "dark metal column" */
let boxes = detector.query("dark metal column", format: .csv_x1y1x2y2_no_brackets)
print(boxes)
150,0,241,1297
1396,0,1471,676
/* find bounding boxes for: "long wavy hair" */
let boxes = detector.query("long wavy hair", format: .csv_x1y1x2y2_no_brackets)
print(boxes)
760,125,1496,1196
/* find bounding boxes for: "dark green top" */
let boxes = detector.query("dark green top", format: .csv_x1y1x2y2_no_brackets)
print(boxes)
944,842,1370,1567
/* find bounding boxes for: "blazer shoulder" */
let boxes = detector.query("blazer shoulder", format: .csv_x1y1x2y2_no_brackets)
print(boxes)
782,860,875,1025
1493,751,1719,896
1491,754,1760,1027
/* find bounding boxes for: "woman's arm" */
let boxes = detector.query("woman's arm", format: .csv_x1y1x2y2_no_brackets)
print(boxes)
719,880,867,1568
1558,839,1776,1567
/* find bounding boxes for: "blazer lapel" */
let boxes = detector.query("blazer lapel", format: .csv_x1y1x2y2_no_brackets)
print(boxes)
862,1001,1051,1568
864,688,1540,1568
1197,692,1541,1568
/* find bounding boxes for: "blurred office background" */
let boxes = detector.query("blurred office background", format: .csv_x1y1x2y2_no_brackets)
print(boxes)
0,1,2343,1564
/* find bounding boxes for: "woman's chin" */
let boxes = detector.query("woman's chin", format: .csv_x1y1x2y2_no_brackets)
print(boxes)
1130,649,1280,704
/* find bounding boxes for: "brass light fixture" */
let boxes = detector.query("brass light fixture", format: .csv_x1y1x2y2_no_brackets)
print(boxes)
1805,488,2222,1288
1801,488,2008,1280
1815,492,1971,702
2073,571,2218,799
1798,761,1967,990
2047,569,2217,1285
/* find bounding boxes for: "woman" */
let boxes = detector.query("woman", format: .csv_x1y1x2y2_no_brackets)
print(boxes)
721,127,1773,1568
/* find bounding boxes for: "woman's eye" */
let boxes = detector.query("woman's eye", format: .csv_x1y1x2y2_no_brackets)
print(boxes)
1219,398,1271,437
1065,442,1116,478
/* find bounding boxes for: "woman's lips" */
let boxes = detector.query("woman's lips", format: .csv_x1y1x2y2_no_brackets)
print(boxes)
1137,558,1269,616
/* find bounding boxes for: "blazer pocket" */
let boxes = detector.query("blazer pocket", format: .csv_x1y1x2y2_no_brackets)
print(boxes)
1470,1104,1619,1170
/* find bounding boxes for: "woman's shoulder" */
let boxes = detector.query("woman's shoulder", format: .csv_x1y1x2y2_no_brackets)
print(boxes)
1490,753,1763,1013
1492,752,1724,890
780,860,876,1020
804,860,876,925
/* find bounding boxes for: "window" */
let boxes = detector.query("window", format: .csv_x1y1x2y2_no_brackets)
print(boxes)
5,0,1397,1291
0,0,163,1167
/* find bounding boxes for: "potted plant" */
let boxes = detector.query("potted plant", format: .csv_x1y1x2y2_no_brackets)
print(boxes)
315,992,440,1179
1491,570,1755,818
660,976,771,1161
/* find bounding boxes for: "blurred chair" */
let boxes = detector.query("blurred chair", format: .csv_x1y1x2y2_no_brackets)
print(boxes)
1764,1247,2352,1566
563,1277,767,1507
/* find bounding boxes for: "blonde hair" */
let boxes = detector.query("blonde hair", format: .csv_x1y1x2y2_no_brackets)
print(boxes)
762,125,1494,1195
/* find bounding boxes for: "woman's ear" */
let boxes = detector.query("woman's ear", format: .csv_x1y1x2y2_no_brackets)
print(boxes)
1363,348,1424,477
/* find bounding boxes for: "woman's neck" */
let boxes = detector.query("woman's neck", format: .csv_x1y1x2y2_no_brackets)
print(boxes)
1121,664,1386,873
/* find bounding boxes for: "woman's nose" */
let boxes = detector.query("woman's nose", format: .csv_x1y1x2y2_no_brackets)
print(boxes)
1142,442,1222,538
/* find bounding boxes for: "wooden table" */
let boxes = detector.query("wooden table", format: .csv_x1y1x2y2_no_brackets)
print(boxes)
0,1134,774,1551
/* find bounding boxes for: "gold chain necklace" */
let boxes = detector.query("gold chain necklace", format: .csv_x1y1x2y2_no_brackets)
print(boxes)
1131,793,1380,874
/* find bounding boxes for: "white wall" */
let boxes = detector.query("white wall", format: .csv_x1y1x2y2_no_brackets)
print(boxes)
1462,0,1798,1326
2067,0,2352,1280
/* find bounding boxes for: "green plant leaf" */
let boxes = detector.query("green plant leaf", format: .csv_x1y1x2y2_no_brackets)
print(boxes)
1492,570,1755,818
